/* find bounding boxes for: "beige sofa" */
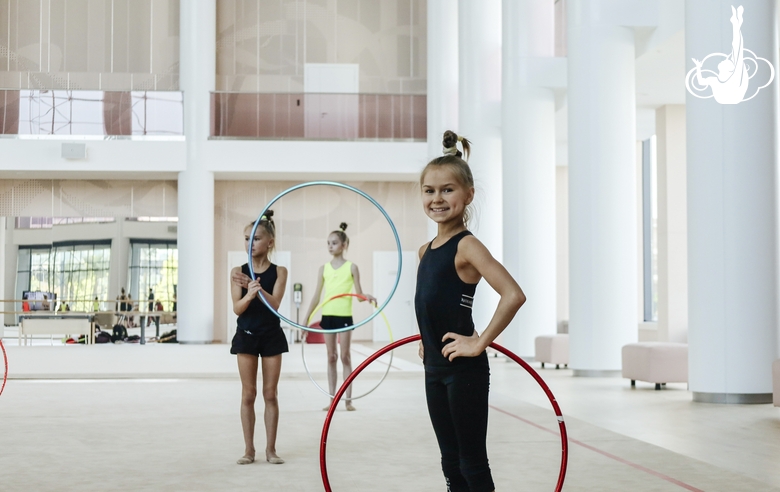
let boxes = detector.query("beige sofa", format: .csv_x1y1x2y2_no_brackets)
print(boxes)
773,360,779,407
622,342,688,390
535,334,569,369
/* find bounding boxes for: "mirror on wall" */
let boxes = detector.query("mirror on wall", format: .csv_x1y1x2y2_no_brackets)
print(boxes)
2,217,178,343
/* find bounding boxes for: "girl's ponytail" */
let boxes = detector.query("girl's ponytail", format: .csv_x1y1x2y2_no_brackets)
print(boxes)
442,130,471,160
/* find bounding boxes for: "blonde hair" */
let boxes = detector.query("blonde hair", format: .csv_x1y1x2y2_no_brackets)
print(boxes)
420,130,475,226
245,209,276,255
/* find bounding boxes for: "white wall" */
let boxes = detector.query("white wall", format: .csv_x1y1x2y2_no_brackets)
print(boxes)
373,251,418,341
0,140,427,181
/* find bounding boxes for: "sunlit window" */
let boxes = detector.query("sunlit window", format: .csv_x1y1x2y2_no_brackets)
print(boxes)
52,242,112,312
16,242,111,312
128,241,178,312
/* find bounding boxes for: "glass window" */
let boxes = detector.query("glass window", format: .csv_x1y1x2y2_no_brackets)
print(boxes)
51,243,112,312
128,241,178,312
16,247,54,303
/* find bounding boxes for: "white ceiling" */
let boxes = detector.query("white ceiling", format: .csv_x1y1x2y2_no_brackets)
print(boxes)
635,29,687,108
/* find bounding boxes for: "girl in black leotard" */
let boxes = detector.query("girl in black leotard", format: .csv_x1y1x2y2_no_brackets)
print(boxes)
230,210,288,466
416,131,526,492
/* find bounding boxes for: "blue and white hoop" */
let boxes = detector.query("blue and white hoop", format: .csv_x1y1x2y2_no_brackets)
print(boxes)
248,181,402,334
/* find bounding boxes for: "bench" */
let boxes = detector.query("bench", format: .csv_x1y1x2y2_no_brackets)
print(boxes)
622,342,688,390
535,334,569,369
19,315,93,345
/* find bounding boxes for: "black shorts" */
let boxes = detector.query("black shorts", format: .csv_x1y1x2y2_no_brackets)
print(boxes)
320,315,354,330
230,328,289,357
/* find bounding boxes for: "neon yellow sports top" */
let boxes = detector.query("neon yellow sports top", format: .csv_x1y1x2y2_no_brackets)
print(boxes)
322,261,354,316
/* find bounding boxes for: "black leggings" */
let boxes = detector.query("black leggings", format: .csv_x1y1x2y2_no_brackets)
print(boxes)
425,365,494,492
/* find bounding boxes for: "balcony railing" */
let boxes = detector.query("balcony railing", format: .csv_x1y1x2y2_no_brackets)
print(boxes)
210,92,426,141
0,90,183,138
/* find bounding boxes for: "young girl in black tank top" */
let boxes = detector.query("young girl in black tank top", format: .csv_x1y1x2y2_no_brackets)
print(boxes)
229,211,288,466
416,131,526,492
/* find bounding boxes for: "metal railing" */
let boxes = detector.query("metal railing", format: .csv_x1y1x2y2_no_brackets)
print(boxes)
210,92,426,141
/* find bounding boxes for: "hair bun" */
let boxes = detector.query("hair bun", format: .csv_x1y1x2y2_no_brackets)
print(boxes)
265,209,274,219
441,129,471,160
442,130,459,150
339,222,348,231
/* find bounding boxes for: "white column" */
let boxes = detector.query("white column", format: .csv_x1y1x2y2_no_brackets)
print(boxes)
501,0,558,357
4,225,17,327
0,217,5,327
686,0,778,403
656,105,688,344
426,0,459,240
458,0,502,332
108,220,129,305
178,0,216,343
567,1,638,375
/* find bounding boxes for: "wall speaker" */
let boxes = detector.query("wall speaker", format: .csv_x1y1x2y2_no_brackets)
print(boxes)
61,143,87,159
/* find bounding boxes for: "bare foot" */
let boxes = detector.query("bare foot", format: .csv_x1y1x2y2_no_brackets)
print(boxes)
266,451,284,464
323,399,334,411
236,455,255,465
345,401,356,411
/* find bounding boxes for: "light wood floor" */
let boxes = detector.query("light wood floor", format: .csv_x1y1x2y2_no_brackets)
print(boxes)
1,342,778,491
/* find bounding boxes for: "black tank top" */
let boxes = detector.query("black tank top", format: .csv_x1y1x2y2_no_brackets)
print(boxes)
237,263,282,335
415,230,489,370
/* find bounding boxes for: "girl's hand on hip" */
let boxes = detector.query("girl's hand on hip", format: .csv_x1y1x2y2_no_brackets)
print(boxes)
418,341,424,360
441,331,482,361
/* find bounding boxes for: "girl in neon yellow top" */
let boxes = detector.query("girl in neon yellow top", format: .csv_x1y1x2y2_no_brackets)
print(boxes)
304,223,376,411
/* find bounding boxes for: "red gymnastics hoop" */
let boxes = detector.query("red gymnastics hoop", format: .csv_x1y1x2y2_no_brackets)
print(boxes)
319,334,569,492
0,339,7,396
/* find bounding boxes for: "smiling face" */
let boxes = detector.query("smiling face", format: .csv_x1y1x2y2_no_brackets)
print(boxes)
327,233,347,256
421,166,474,226
244,225,274,259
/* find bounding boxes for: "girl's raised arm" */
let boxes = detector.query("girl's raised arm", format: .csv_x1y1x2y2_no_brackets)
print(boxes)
441,236,526,361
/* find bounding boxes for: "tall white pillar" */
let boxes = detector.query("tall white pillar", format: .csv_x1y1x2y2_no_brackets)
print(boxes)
567,1,638,375
686,0,778,403
178,0,216,343
458,0,502,332
0,217,5,327
501,0,558,357
656,105,688,344
4,225,17,326
427,0,459,240
108,220,129,304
